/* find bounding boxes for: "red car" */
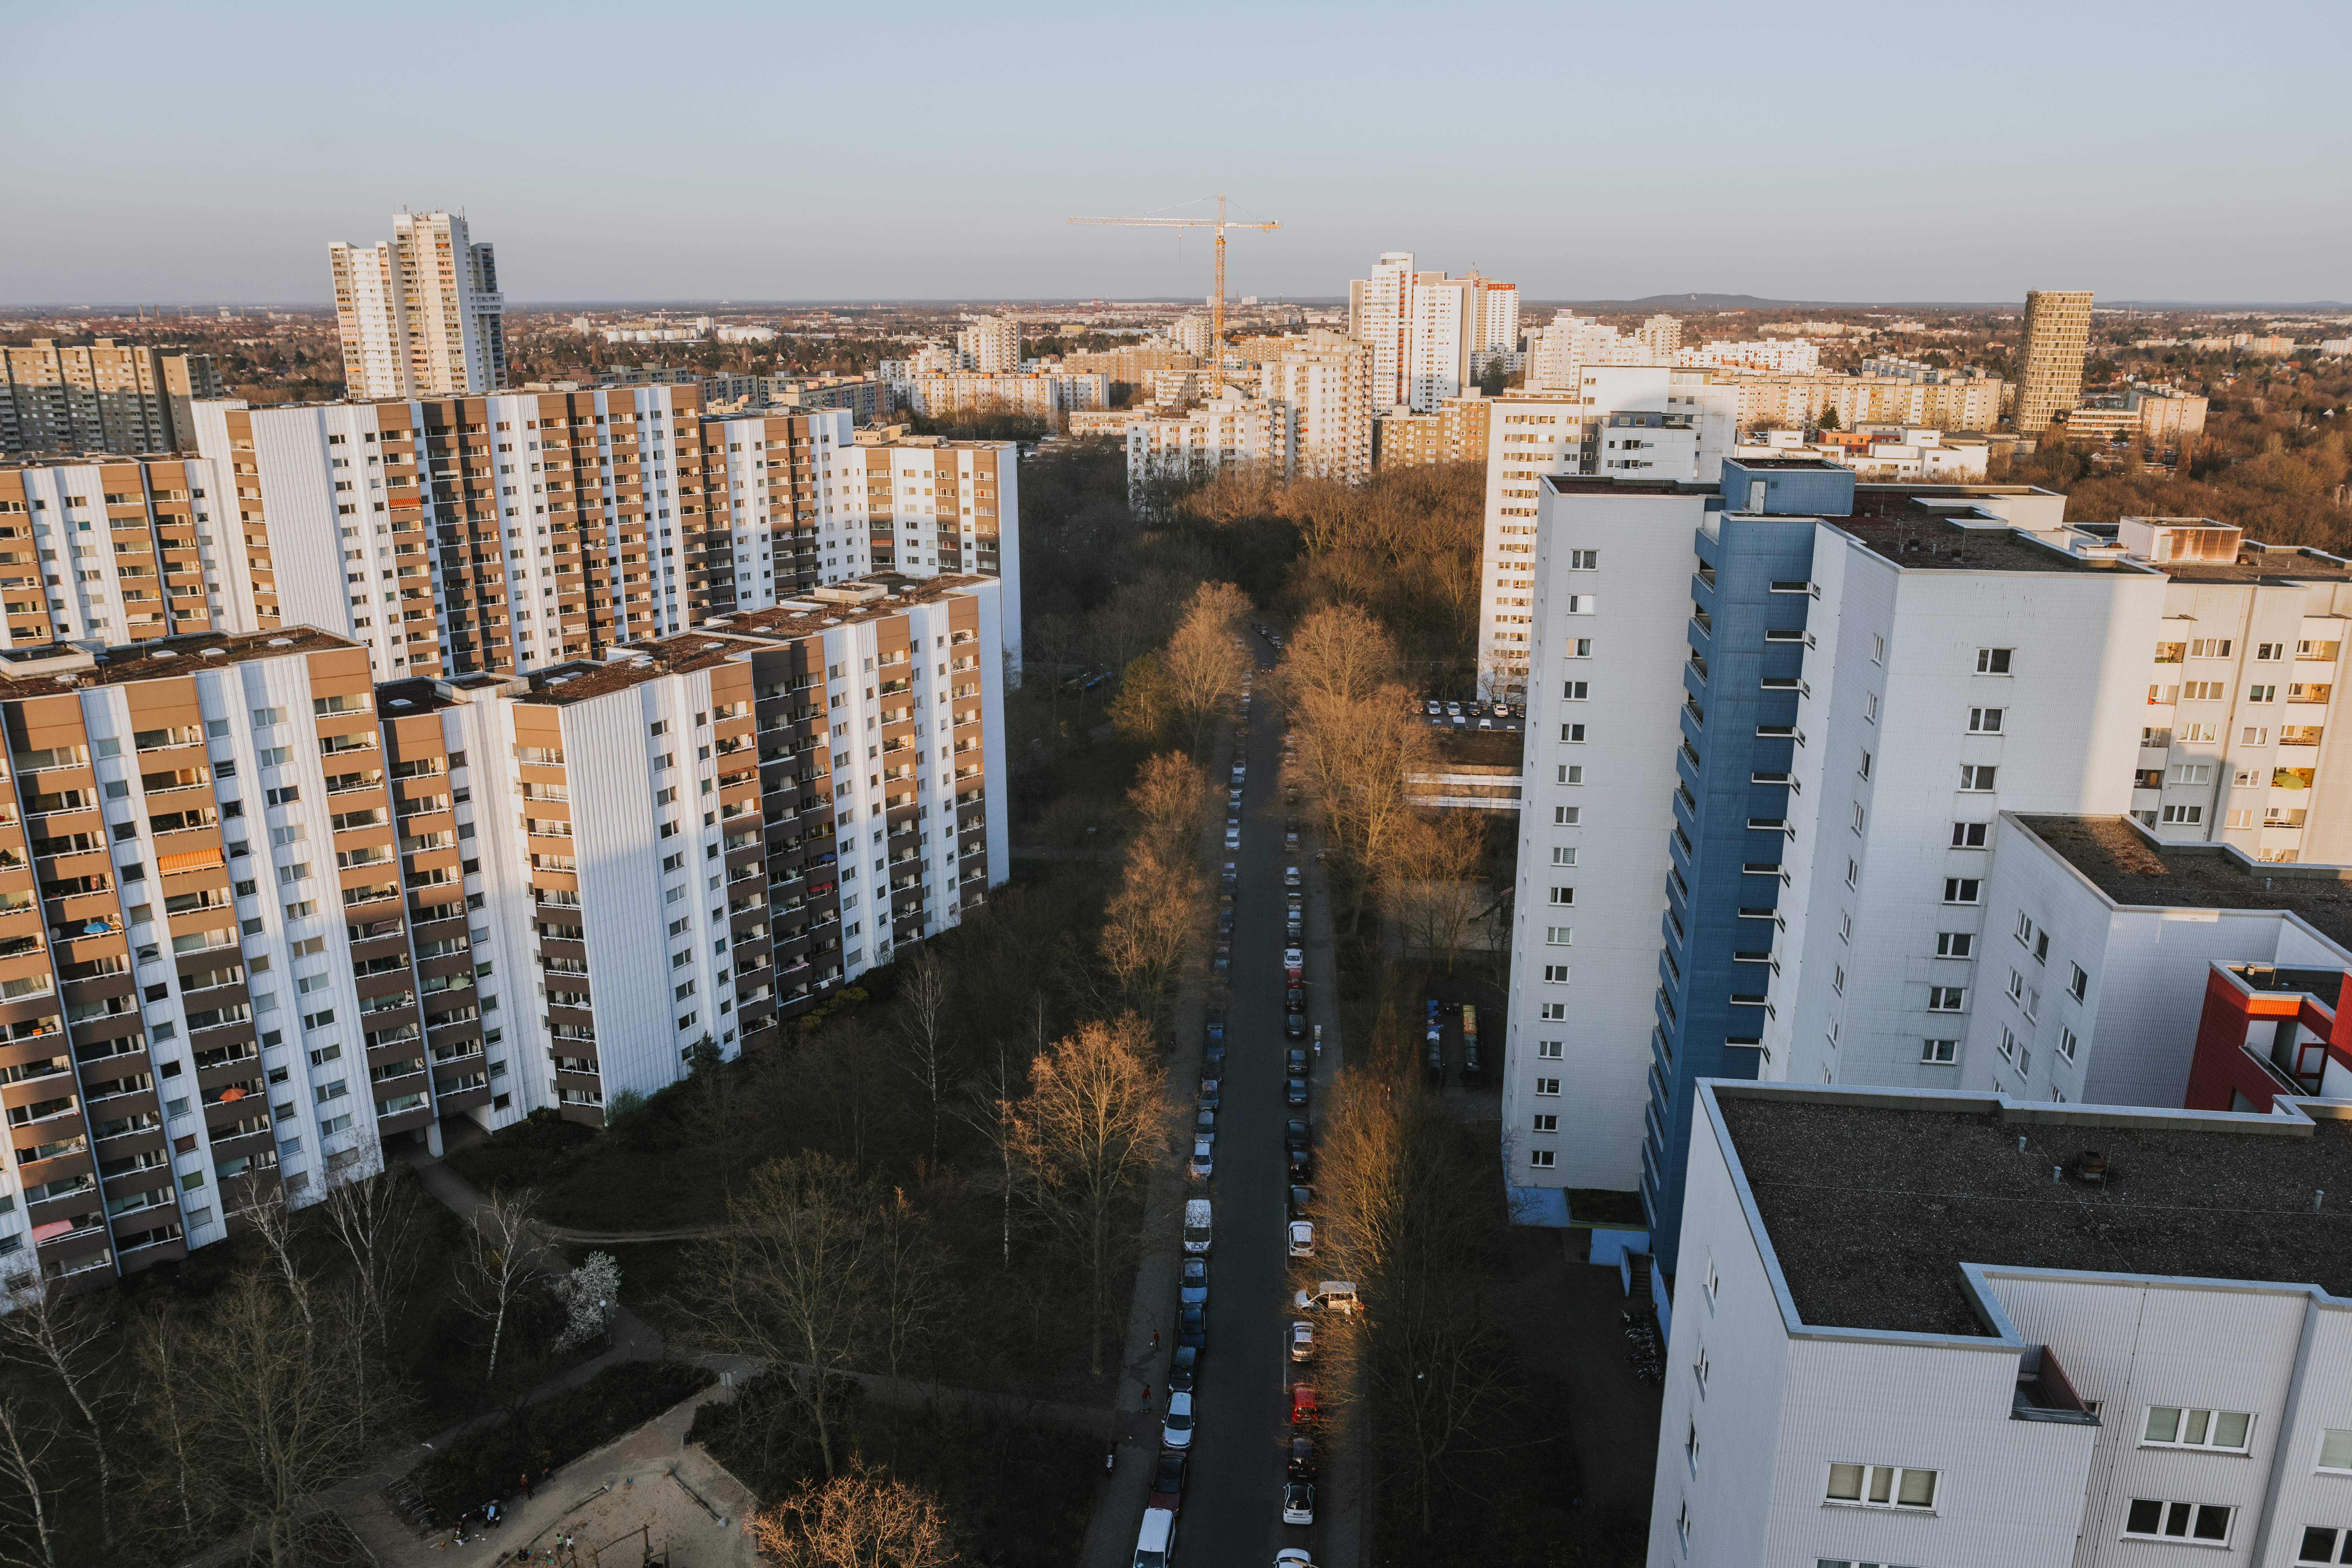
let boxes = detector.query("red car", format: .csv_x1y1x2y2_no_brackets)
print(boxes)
1147,1449,1188,1512
1290,1383,1319,1427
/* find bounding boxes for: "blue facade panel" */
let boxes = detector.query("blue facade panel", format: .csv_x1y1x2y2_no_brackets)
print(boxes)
1718,456,1856,520
1640,507,1831,1267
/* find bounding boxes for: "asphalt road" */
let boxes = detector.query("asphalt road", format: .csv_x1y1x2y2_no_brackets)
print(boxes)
1178,636,1328,1566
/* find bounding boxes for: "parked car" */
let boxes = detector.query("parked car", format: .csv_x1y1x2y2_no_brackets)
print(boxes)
1282,946,1303,972
1286,1147,1312,1181
1180,1255,1209,1305
1285,1046,1309,1076
1286,1076,1309,1108
1284,1010,1306,1040
1282,1482,1316,1525
1190,1140,1214,1180
1287,1184,1313,1220
1177,1303,1207,1348
1445,701,1461,716
1231,763,1246,782
1287,1433,1317,1480
1477,716,1493,730
1224,826,1241,850
1285,984,1306,1008
1284,1118,1310,1152
1284,828,1300,849
1284,866,1302,889
1288,1320,1314,1362
1199,1077,1221,1111
1228,786,1244,804
1195,1107,1216,1139
1277,1551,1314,1568
1148,1450,1189,1512
1451,711,1468,727
1294,1282,1363,1314
1168,1343,1199,1395
1285,920,1303,944
1287,1220,1314,1257
1162,1391,1196,1449
1290,1383,1318,1426
1205,1038,1226,1073
1216,908,1235,937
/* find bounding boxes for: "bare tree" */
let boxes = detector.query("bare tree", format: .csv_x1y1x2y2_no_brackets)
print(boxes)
241,1180,315,1344
173,1271,377,1568
0,1397,60,1568
751,1460,962,1568
0,1282,119,1553
678,1042,759,1207
1278,601,1401,710
871,1186,952,1412
893,945,961,1168
449,1186,552,1385
1291,680,1435,931
1380,810,1490,972
956,1033,1031,1273
1015,1015,1174,1377
1098,844,1204,1024
128,1309,213,1552
317,1164,426,1355
1127,750,1215,861
1160,581,1253,753
679,1153,876,1478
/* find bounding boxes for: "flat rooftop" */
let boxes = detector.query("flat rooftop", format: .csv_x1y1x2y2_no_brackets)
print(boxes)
1716,1088,2352,1337
0,626,362,693
2158,545,2352,587
1831,486,2103,574
2018,813,2352,951
1541,475,1714,498
715,573,990,636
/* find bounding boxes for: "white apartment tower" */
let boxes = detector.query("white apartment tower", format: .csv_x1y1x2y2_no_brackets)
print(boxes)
1261,331,1373,484
954,315,1022,374
1347,252,1417,409
329,212,508,400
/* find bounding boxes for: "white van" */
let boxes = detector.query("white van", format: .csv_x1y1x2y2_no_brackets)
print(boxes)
1182,1198,1212,1254
1134,1505,1177,1567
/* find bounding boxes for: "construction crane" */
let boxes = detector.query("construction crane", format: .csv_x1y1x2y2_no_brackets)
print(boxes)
1066,195,1279,364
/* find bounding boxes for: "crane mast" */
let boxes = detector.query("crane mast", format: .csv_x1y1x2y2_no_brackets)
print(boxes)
1065,195,1280,371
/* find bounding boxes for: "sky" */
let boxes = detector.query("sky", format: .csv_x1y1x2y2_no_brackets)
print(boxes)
6,0,2347,308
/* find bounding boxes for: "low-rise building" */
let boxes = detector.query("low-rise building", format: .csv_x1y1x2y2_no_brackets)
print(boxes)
897,370,1106,419
1654,1079,2352,1568
1373,392,1490,471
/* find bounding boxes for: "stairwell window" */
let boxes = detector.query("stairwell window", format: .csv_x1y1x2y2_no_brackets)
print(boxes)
1534,1077,1560,1095
1548,887,1573,905
2124,1499,2232,1545
1943,878,1982,904
1952,820,1988,847
1542,965,1570,983
1554,806,1580,825
1545,927,1573,945
1552,847,1576,866
1529,1149,1555,1168
1921,1038,1958,1063
1928,987,1965,1012
1968,707,2004,733
1538,1002,1564,1020
1959,764,1997,791
1825,1463,1938,1511
1536,1040,1562,1059
1557,765,1583,784
2144,1407,2252,1452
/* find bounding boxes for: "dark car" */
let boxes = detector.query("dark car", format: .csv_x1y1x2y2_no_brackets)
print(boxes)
1286,920,1303,944
1287,1184,1313,1220
1205,1039,1227,1072
1148,1449,1189,1512
1285,985,1306,1009
1287,1434,1317,1480
1287,1147,1313,1182
1177,1304,1206,1349
1206,1017,1226,1045
1180,1255,1209,1305
1284,1011,1306,1040
1284,1119,1311,1152
1460,1036,1483,1086
1199,1077,1221,1111
1217,908,1235,937
1286,1076,1309,1108
1285,1047,1309,1076
1168,1343,1199,1395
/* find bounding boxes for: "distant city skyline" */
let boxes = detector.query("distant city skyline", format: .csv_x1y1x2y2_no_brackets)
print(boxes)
4,0,2346,306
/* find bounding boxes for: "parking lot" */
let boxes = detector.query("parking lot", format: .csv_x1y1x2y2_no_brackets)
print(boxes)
1421,696,1524,734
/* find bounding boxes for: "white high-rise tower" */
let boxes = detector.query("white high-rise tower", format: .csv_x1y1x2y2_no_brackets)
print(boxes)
329,211,507,398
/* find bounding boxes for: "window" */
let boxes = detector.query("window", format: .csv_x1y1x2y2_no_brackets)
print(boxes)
2192,638,2233,658
2162,805,2205,825
2295,1526,2352,1565
2144,1407,2252,1452
1536,1040,1562,1059
1532,1114,1558,1132
1871,633,1885,663
1865,693,1879,722
2034,930,2049,965
1538,1002,1565,1020
1977,648,2012,674
1553,806,1581,825
1943,878,1981,905
2251,685,2277,703
1557,765,1583,785
1548,887,1573,905
1568,549,1598,569
1921,1038,1958,1063
1928,987,1965,1012
1845,858,1859,889
1533,1077,1560,1095
2169,762,2213,784
2124,1499,2233,1544
2007,969,2026,1003
1545,926,1573,946
1968,707,2004,733
1529,1149,1556,1168
1824,1463,1938,1510
1568,638,1592,658
1952,821,1989,848
1851,803,1866,833
1550,846,1576,866
1562,682,1588,701
1564,595,1595,614
1936,932,1973,958
2244,726,2271,746
1560,723,1586,742
2068,964,2088,1001
1542,965,1571,983
1959,764,1997,791
2258,643,2287,662
2059,1027,2078,1063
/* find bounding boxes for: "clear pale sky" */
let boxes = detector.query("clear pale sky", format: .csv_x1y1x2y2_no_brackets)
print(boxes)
7,0,2346,307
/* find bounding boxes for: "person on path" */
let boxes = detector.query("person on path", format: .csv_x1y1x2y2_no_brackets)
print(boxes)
521,1470,534,1499
1151,1329,1160,1349
1140,1381,1151,1409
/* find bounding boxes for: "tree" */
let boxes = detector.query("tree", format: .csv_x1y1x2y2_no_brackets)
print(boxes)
1817,405,1842,431
1289,679,1435,931
1098,844,1204,1023
678,1036,758,1206
317,1163,427,1355
751,1460,962,1568
1160,581,1253,752
128,1310,211,1553
450,1186,553,1385
240,1180,316,1345
680,1154,877,1478
1015,1015,1173,1377
552,1252,622,1350
1280,603,1400,711
871,1187,952,1413
1380,810,1490,971
0,1281,119,1554
893,945,961,1168
1127,751,1214,862
1107,651,1176,746
0,1398,60,1568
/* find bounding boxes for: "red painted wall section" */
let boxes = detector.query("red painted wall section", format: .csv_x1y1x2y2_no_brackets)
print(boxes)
2184,964,2352,1112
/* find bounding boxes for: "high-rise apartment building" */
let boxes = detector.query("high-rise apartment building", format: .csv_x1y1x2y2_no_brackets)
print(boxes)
1653,1079,2352,1568
1,340,222,456
329,212,508,399
1633,313,1682,358
1373,392,1491,472
1347,252,1417,409
0,580,1010,1289
954,316,1022,374
1347,255,1516,413
2014,288,2094,436
172,388,1018,683
1115,390,1284,490
1499,456,2352,1269
1260,329,1373,483
0,457,250,649
1475,371,1739,695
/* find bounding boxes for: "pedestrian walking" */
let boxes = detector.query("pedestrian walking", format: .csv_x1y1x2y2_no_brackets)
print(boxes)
520,1470,533,1499
1151,1329,1160,1349
1140,1381,1151,1409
